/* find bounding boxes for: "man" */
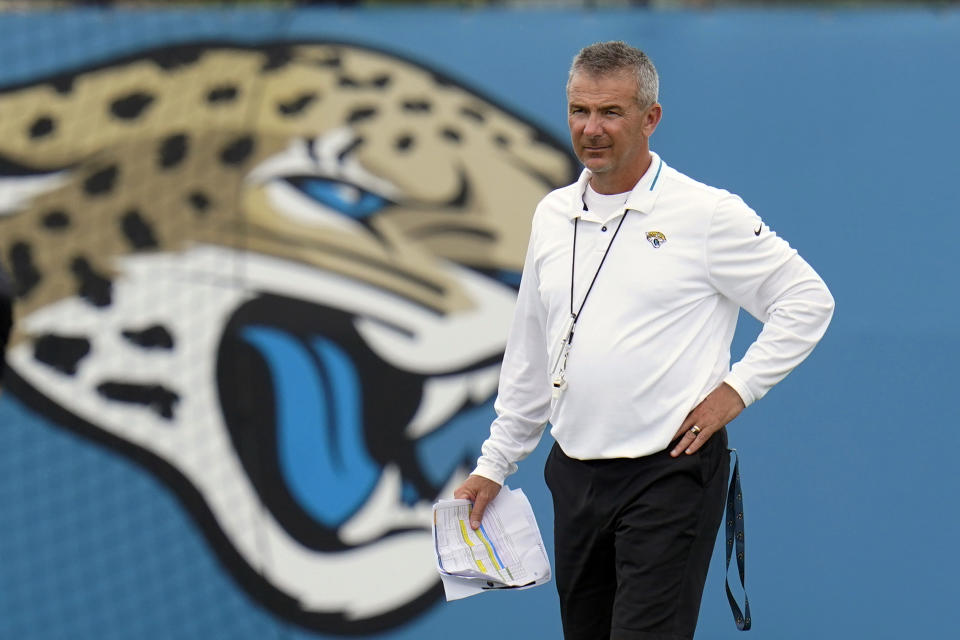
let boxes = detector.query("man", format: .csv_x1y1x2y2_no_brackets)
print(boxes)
0,262,12,393
453,41,834,640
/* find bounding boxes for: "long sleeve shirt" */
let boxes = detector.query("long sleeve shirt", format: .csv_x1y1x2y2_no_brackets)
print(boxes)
473,153,835,484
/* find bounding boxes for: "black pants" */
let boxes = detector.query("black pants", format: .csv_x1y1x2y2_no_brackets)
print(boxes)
544,430,729,640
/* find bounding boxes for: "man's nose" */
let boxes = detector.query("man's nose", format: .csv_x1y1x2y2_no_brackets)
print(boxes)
583,112,603,137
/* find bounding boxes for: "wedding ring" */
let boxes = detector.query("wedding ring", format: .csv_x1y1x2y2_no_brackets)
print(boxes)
690,425,702,436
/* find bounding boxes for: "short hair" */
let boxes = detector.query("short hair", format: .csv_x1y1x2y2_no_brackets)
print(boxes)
567,41,659,109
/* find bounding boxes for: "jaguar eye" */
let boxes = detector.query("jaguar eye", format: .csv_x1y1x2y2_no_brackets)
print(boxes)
287,177,389,220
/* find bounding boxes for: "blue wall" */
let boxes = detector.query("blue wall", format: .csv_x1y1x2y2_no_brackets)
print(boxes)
0,7,957,639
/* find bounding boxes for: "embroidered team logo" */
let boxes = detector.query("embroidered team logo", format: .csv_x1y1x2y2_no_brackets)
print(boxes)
646,231,667,248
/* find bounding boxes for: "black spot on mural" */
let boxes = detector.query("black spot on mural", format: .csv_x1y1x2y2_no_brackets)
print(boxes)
460,106,485,122
96,381,180,420
441,128,462,143
151,45,203,71
262,46,293,71
188,191,211,214
314,53,341,68
336,72,389,89
220,136,254,166
48,75,75,95
207,85,239,103
70,257,112,307
432,73,454,88
278,93,317,116
110,92,155,120
121,210,158,249
42,210,71,230
33,334,91,376
493,133,510,147
158,133,188,169
122,325,174,350
9,242,41,297
29,116,55,139
84,165,118,195
402,100,431,113
395,134,414,151
348,107,377,123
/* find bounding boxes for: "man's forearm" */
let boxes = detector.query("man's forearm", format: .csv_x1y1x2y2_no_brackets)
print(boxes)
728,257,835,406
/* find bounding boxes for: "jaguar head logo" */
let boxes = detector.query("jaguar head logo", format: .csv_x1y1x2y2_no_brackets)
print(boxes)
0,42,576,632
645,230,666,249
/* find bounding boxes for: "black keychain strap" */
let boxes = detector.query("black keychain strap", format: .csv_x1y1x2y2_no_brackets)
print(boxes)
725,449,751,630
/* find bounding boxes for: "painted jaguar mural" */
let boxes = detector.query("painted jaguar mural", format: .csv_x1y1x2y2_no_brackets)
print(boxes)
0,42,576,633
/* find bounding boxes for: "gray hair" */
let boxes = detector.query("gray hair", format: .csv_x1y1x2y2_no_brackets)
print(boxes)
567,41,659,108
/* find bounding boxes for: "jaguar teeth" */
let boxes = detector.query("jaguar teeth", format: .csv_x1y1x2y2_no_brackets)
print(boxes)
405,365,500,439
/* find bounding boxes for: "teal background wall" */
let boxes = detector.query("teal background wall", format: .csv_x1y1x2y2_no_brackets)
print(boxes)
0,7,957,639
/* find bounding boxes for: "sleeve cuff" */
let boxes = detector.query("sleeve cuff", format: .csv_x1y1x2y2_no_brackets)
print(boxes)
471,461,509,486
723,372,756,408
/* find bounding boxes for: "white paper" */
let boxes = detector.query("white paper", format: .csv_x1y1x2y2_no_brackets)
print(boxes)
432,486,551,601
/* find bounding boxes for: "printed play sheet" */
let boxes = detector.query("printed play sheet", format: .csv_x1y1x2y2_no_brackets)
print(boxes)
432,486,551,600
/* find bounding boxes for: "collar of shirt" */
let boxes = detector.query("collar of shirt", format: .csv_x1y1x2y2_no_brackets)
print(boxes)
568,151,666,224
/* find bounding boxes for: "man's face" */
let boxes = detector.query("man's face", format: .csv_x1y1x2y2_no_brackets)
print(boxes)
567,70,660,191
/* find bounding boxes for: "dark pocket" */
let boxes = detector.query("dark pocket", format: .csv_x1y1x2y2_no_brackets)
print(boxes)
699,427,729,487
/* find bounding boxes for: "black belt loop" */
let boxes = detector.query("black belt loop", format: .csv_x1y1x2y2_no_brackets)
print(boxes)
725,448,751,631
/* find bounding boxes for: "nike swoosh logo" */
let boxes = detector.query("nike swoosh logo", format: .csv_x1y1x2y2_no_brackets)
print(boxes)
754,225,762,236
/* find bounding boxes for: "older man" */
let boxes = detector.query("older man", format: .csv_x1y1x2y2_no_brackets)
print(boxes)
454,41,833,639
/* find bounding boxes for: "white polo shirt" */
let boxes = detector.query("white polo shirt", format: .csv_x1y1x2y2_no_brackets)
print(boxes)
473,152,835,485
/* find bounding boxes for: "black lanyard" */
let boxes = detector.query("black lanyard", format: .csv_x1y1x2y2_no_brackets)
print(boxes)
567,210,630,345
726,449,751,630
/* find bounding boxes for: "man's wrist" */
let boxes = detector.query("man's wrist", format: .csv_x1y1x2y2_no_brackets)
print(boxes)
470,464,507,487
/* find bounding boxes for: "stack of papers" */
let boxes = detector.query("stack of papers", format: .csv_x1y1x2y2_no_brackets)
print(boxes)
432,486,551,601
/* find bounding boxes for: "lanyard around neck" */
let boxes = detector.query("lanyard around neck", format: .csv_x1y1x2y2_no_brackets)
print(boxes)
568,208,630,344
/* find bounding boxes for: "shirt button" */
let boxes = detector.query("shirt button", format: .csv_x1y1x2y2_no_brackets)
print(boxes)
601,226,607,232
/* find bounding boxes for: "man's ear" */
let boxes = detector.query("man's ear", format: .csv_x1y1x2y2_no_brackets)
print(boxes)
643,103,663,137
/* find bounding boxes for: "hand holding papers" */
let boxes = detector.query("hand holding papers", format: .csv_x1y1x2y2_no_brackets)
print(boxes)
433,486,551,601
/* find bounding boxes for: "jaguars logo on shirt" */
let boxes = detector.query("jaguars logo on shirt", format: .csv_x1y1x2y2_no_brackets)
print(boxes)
0,42,576,633
646,230,667,248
